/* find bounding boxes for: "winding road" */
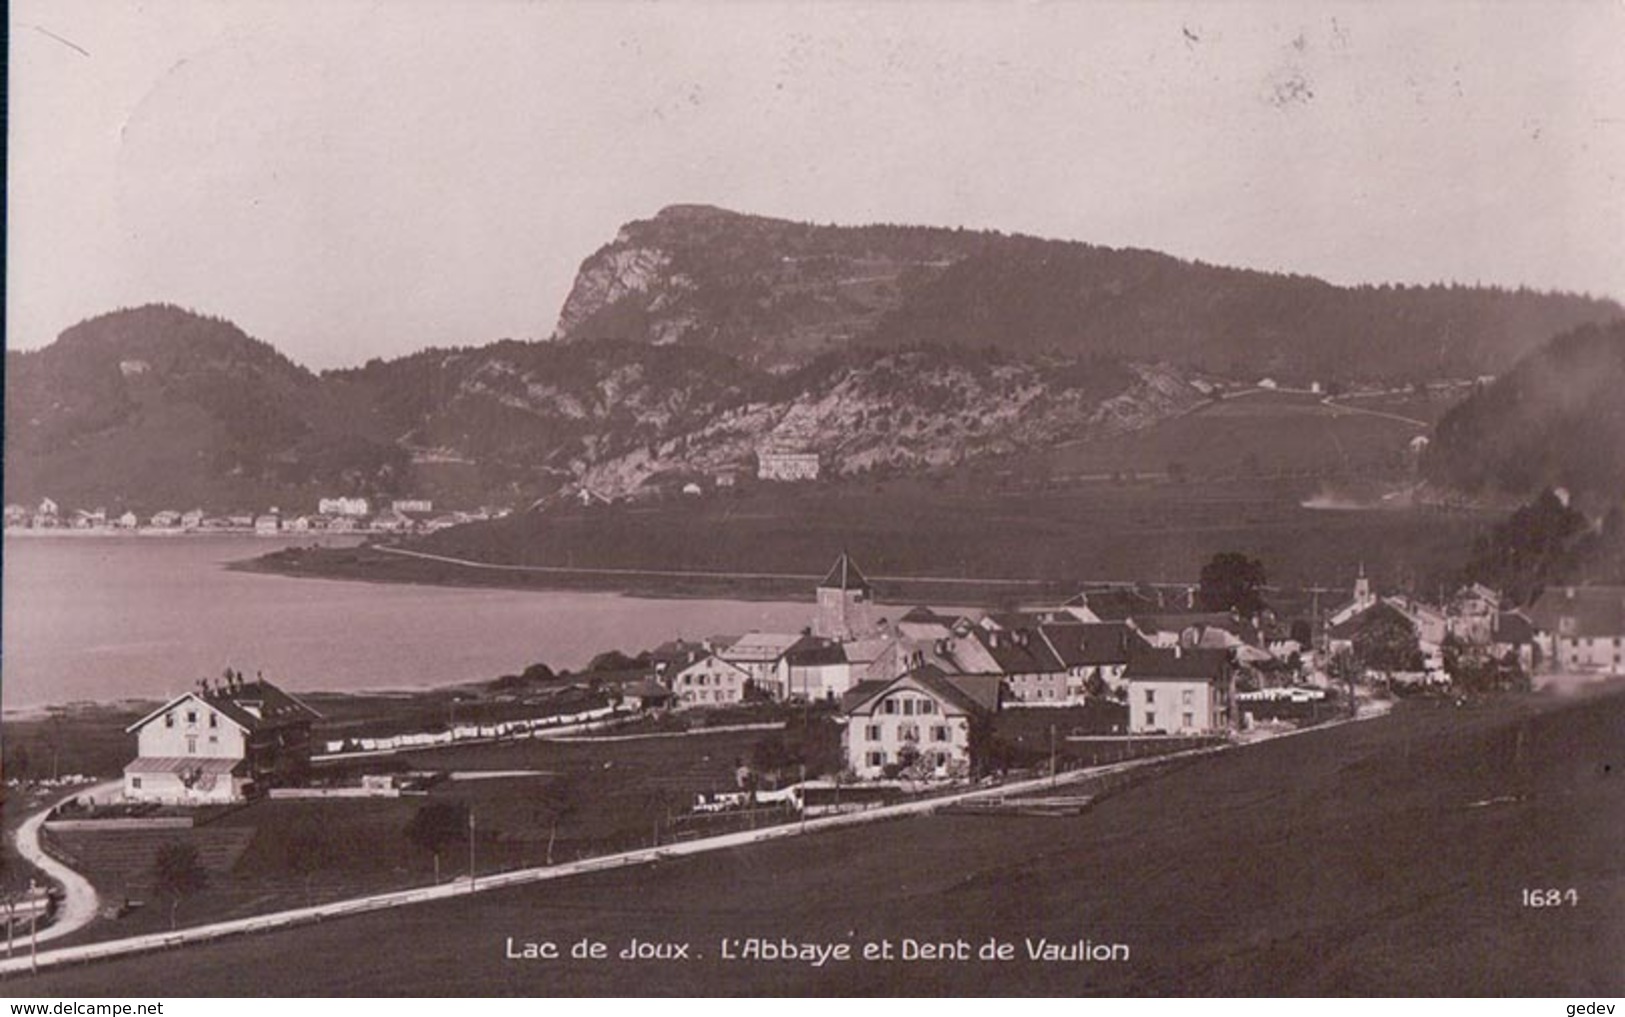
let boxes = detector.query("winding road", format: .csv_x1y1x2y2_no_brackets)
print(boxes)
8,780,121,946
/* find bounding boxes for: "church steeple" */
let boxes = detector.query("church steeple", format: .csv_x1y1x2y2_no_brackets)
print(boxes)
814,552,876,640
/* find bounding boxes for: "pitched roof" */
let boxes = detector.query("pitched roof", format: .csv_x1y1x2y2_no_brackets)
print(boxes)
1122,646,1231,683
1038,623,1147,667
126,679,322,735
621,679,674,699
784,635,848,667
721,631,805,661
1326,600,1418,641
820,553,871,592
968,626,1064,675
1493,611,1537,645
123,756,244,776
1062,586,1167,621
1527,586,1625,638
839,665,1001,717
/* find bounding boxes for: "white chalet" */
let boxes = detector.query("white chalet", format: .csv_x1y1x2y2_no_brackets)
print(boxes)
839,666,1002,780
123,677,322,804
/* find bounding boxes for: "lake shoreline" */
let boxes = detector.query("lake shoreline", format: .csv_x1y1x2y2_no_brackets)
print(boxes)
234,543,1075,606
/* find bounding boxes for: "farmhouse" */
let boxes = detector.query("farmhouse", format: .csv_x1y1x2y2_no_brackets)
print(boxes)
123,675,322,804
1123,647,1232,736
718,631,804,698
671,653,755,707
839,666,1002,780
1527,586,1625,675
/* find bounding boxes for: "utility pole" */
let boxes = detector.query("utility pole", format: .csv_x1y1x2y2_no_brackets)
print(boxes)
1049,724,1057,787
468,810,476,891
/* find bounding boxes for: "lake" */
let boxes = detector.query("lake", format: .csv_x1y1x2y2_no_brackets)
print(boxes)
1,535,814,711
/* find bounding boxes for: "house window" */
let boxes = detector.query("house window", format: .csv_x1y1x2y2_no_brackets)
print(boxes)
1145,689,1156,703
883,700,898,715
865,724,882,741
209,714,218,729
1181,689,1194,706
1182,712,1195,728
931,725,949,742
866,751,885,767
1144,711,1156,727
186,735,198,754
898,723,920,741
920,701,935,715
209,735,218,745
165,713,175,729
131,777,142,789
186,710,197,724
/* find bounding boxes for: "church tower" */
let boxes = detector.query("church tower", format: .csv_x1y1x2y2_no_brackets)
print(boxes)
1353,563,1373,611
815,553,876,641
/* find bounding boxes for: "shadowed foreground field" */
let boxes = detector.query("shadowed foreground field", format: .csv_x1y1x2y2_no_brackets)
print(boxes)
14,686,1623,996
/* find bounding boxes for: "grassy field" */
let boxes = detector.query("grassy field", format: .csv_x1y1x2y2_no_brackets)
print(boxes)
253,476,1490,602
241,386,1492,601
27,723,785,948
14,683,1622,995
1033,389,1433,481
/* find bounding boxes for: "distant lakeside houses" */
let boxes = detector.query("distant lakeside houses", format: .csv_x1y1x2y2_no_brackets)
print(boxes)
3,494,502,536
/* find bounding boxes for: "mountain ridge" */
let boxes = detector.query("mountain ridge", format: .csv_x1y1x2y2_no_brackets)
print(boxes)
8,205,1622,511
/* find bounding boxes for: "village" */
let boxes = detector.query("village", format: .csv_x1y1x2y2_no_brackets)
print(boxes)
5,545,1619,961
102,550,1615,808
1,495,503,537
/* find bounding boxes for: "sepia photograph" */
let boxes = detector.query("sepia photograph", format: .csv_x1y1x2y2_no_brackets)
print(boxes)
2,0,1622,999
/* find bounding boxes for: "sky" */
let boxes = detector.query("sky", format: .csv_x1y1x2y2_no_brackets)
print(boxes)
8,0,1624,370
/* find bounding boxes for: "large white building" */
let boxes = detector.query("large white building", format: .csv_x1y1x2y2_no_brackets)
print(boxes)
318,496,371,517
839,666,1002,780
1122,646,1232,736
123,677,321,804
757,449,821,482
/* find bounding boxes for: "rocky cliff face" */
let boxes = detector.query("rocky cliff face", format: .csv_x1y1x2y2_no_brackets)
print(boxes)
577,350,1205,498
553,205,981,368
555,205,1622,381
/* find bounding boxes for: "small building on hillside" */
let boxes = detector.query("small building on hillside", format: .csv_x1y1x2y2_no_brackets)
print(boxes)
1123,647,1232,736
620,679,676,712
839,666,1003,780
757,449,821,482
123,675,322,804
318,496,370,517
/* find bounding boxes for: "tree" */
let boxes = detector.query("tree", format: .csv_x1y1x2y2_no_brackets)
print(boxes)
1197,552,1268,616
587,650,638,673
1326,648,1362,717
533,777,579,866
1289,619,1314,647
153,841,208,929
1352,611,1424,677
520,662,557,684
